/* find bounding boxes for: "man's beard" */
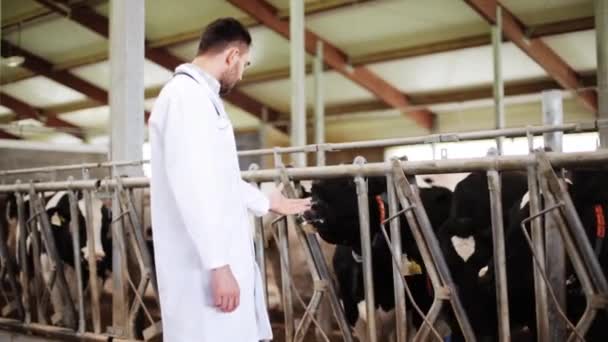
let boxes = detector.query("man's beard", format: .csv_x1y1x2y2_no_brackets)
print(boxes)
219,68,238,96
219,80,235,96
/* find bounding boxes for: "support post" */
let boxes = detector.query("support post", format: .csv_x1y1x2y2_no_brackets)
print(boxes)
109,0,145,336
290,0,307,167
386,172,407,342
542,89,566,342
597,0,608,147
487,168,510,342
526,138,550,342
493,5,505,154
353,157,377,342
314,40,326,166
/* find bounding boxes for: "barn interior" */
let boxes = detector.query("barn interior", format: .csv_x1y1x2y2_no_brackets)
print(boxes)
0,0,607,341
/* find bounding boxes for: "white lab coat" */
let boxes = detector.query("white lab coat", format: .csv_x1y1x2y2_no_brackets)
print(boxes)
149,63,273,342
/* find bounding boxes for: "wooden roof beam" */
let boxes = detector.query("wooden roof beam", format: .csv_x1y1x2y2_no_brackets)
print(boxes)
464,0,597,113
227,0,435,130
0,92,85,139
34,0,287,131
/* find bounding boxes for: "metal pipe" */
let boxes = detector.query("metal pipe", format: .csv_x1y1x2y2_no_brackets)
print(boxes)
492,5,505,155
82,189,101,334
0,122,602,180
542,90,567,342
487,169,510,342
354,166,377,342
314,40,326,166
24,190,46,325
526,157,550,341
236,121,598,157
0,160,146,178
597,0,608,147
2,151,608,192
123,187,159,300
15,188,31,323
277,217,294,341
290,0,307,167
386,173,407,342
66,189,86,333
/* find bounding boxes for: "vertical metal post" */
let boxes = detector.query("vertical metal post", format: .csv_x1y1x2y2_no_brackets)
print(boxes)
493,5,505,155
25,189,45,324
66,187,85,333
487,169,510,342
314,40,326,166
290,0,307,167
259,108,270,169
386,172,407,342
83,189,102,334
597,0,608,147
248,164,267,303
14,184,31,324
274,155,293,341
353,157,377,342
109,0,145,335
542,90,566,342
527,137,550,342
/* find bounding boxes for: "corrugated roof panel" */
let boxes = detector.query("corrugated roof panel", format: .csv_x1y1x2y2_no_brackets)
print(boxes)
368,42,548,93
501,0,593,26
3,16,107,64
307,0,487,56
1,76,88,107
70,60,173,90
240,71,375,112
543,30,596,72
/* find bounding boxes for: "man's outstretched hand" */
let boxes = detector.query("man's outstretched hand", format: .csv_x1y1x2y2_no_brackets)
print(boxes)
269,183,312,215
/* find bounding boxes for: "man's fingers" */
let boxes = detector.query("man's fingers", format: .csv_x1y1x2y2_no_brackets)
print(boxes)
234,293,240,311
216,294,225,309
224,296,234,312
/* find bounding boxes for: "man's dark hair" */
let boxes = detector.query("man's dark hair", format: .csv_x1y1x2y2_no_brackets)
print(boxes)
198,18,252,55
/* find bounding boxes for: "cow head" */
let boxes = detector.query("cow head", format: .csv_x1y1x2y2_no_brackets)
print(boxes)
46,191,109,263
303,176,387,253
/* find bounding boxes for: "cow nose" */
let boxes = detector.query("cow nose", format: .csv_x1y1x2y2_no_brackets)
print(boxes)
95,254,104,262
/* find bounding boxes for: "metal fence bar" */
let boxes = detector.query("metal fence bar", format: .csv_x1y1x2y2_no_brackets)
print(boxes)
23,189,46,325
487,169,510,342
386,172,407,342
82,189,102,334
354,170,377,342
14,188,31,324
526,156,550,341
66,188,86,334
2,151,608,193
0,121,603,179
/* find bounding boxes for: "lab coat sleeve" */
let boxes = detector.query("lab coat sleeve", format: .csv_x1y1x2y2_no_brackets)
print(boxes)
239,179,270,217
162,83,232,270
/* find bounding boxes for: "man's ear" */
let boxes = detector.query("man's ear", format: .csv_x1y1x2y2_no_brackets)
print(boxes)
225,47,239,66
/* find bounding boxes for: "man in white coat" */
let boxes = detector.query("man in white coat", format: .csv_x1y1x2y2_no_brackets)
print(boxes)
149,18,312,341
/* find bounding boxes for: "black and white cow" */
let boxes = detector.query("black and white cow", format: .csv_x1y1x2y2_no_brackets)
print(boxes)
303,176,453,340
4,190,111,323
437,171,528,341
477,168,608,341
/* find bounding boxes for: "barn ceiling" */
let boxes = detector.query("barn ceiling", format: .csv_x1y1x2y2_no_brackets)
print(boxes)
0,0,598,148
